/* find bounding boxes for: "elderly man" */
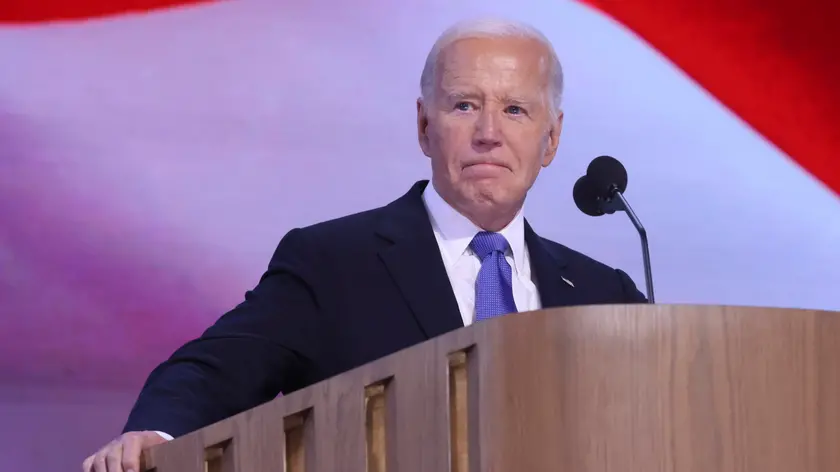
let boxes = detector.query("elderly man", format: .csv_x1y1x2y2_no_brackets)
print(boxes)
83,17,645,472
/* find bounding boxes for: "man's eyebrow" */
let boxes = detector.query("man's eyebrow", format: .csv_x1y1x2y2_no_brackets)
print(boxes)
442,91,540,106
445,91,481,101
502,95,536,105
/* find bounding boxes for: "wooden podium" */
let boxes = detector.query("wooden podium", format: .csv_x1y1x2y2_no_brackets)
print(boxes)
141,304,839,472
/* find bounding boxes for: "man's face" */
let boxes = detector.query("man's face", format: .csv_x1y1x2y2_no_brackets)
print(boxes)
418,36,562,224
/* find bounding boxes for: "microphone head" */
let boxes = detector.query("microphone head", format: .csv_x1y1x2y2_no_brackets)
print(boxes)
572,175,604,216
586,155,628,195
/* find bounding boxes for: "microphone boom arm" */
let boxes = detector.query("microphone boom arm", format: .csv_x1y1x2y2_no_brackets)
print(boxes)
601,186,655,303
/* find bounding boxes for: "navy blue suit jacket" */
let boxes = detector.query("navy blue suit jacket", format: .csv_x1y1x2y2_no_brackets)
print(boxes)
123,180,645,437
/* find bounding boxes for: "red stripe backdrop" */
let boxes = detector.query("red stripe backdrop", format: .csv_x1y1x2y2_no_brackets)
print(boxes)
581,0,840,196
0,0,211,23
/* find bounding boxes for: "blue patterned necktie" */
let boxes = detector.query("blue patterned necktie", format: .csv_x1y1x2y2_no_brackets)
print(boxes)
470,231,518,321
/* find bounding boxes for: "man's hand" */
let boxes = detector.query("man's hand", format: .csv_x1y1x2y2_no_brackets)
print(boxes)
82,431,168,472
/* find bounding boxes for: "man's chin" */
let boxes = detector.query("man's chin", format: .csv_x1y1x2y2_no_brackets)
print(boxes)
462,181,518,207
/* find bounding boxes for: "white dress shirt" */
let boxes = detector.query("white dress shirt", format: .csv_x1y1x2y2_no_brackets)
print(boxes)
422,184,542,326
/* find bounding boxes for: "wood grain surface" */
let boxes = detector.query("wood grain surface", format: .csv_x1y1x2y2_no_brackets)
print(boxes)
142,304,840,472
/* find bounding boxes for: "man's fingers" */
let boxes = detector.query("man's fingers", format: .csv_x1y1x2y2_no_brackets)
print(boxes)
82,454,95,472
121,434,143,472
83,431,166,472
106,441,124,472
92,448,109,472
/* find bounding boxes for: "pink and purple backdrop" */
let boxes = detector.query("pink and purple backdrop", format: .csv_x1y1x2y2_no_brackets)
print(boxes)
1,0,839,469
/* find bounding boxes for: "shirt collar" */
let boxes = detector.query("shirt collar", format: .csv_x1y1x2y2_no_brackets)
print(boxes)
422,182,527,274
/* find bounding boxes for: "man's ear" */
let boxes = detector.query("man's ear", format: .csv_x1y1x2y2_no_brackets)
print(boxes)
417,98,432,158
542,110,563,167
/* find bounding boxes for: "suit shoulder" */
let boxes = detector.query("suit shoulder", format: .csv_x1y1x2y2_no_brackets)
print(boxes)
536,235,646,302
295,203,387,238
272,203,389,260
538,236,623,275
276,181,427,246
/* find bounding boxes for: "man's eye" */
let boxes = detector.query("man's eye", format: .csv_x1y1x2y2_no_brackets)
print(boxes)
506,105,524,115
455,102,473,111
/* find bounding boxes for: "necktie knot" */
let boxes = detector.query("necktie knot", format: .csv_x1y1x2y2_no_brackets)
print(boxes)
470,231,510,260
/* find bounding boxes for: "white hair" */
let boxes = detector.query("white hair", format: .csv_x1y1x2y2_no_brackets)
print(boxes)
419,18,564,116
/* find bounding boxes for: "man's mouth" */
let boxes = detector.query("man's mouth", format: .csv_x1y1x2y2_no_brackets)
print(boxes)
463,160,509,170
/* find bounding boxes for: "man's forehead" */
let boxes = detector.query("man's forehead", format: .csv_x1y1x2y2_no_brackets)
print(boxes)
436,37,549,79
435,37,549,96
438,36,548,64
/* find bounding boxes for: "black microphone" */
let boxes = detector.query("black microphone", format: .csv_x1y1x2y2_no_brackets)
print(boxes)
573,155,655,303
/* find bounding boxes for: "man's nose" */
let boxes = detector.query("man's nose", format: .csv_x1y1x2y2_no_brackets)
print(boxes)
472,109,502,149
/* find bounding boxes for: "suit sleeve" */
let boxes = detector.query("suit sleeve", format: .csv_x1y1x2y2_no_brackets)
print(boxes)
122,228,325,438
615,268,649,303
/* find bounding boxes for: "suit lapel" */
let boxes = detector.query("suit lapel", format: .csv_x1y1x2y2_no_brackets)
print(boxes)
524,221,583,308
375,181,464,339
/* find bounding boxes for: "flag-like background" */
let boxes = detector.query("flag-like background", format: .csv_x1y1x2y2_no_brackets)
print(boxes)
1,0,838,469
